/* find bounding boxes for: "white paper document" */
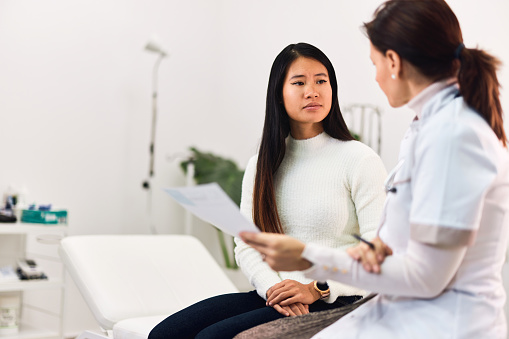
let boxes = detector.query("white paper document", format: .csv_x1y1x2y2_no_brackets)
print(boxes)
163,183,260,237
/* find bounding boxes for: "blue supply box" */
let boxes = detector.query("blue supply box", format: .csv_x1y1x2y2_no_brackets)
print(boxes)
21,209,68,225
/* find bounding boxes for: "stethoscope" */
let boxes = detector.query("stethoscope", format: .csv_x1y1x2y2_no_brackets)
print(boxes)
384,159,406,194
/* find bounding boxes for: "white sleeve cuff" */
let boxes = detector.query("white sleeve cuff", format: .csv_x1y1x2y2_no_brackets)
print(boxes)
302,243,356,282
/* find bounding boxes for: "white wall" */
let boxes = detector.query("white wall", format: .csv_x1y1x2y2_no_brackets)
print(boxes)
0,0,508,335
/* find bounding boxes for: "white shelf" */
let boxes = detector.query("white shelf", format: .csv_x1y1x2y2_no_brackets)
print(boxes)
0,279,63,292
0,224,67,235
0,323,59,339
0,223,67,339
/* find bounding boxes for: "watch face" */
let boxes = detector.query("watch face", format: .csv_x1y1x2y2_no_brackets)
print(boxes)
317,282,329,291
314,281,330,299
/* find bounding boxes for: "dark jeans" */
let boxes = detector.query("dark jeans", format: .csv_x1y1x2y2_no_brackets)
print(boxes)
148,290,361,339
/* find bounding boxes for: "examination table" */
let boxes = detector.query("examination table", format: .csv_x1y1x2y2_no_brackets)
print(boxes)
59,235,239,339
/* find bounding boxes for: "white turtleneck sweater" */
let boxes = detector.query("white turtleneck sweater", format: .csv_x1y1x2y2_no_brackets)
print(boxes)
234,132,387,303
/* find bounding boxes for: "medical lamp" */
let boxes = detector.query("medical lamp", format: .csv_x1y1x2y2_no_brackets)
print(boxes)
142,40,167,234
142,40,167,191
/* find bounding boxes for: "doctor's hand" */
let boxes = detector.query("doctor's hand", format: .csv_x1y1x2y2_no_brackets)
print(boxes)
266,280,319,307
346,236,392,274
240,232,311,271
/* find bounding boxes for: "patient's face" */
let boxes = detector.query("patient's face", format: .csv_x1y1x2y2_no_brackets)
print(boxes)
282,57,332,137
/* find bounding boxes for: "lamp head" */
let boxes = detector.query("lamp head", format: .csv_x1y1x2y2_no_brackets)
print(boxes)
144,40,168,57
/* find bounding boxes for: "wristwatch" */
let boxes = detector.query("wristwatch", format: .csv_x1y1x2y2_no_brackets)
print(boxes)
313,281,330,300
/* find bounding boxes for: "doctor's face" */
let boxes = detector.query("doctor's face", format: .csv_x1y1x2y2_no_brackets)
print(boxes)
282,57,332,138
370,43,406,108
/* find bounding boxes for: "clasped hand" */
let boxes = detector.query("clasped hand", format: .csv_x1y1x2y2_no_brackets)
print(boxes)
265,280,320,317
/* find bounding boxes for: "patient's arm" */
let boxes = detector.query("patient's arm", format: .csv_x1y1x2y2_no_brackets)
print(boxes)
235,157,281,299
234,237,282,298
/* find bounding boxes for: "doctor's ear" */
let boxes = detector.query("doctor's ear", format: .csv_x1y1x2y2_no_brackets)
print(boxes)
385,49,402,76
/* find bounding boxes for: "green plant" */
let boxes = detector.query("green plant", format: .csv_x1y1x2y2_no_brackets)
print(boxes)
180,147,244,269
350,130,361,141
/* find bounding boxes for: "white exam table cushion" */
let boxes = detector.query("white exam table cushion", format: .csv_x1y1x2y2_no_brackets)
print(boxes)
113,315,167,339
60,235,239,331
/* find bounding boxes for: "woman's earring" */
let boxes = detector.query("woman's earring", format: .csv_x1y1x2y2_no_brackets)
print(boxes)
391,74,396,80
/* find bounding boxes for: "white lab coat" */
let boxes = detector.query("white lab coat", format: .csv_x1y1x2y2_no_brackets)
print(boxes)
303,80,509,338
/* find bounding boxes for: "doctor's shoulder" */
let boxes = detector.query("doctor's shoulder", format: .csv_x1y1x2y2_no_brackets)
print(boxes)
422,102,498,145
415,106,504,170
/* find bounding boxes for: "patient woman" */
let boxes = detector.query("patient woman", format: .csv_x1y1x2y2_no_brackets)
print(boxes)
148,42,387,339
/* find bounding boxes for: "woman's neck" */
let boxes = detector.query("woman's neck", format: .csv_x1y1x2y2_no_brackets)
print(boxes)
289,123,324,140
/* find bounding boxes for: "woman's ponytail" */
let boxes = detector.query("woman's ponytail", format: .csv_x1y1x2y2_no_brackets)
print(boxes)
457,48,506,147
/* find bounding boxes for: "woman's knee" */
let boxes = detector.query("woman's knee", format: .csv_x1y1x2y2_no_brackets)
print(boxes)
148,322,171,339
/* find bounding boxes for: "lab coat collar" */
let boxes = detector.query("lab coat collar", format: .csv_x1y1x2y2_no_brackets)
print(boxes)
407,78,459,121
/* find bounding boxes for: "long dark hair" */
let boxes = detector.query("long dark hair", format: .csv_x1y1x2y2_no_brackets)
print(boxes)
253,42,354,233
364,0,506,147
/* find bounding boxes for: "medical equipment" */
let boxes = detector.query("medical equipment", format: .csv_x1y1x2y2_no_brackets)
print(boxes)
16,259,46,280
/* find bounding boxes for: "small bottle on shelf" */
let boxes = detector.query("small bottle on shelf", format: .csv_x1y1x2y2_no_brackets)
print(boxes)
0,292,20,336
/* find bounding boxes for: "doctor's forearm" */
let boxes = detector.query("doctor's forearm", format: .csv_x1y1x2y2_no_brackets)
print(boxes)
302,240,467,298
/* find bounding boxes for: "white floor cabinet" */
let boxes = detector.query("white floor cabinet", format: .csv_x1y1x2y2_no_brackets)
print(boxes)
0,224,67,339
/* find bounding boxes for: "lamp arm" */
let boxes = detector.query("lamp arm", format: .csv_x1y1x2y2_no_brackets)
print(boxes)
147,54,165,181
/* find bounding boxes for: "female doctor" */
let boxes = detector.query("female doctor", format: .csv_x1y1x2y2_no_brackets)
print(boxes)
240,0,509,338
